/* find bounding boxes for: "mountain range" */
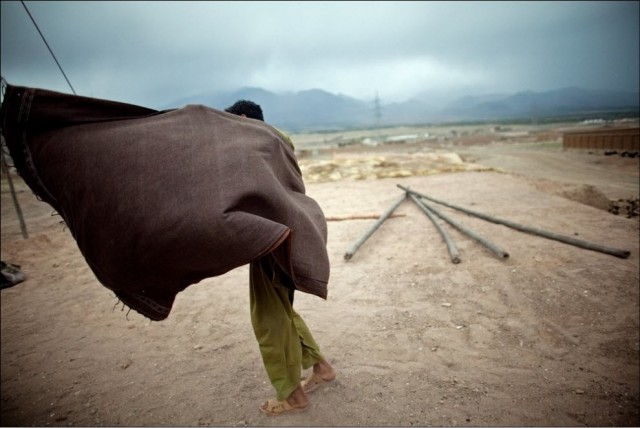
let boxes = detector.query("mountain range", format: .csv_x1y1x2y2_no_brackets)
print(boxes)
163,86,639,132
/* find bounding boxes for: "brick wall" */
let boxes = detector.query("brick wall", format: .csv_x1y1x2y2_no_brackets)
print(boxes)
563,127,639,151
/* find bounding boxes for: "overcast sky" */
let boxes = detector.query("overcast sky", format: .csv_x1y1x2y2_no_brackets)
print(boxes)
1,1,638,109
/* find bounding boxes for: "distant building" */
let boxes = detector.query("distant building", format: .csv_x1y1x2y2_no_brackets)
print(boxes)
563,127,639,152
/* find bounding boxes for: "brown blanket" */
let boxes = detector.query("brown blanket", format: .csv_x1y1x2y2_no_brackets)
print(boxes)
1,85,329,320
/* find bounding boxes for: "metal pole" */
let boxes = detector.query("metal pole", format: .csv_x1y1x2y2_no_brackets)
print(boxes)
408,193,461,263
416,196,509,260
398,185,631,259
344,193,407,260
1,149,28,239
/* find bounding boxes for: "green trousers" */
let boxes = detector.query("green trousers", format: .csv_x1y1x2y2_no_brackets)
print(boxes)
250,254,324,401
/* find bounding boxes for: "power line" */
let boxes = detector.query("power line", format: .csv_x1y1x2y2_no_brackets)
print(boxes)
20,0,76,94
373,92,382,126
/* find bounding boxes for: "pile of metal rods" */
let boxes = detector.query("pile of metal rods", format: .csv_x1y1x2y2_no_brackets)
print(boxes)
343,185,631,262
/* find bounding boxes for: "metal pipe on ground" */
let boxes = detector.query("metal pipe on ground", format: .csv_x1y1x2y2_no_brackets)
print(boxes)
414,196,509,260
408,193,461,264
344,193,408,260
398,184,631,259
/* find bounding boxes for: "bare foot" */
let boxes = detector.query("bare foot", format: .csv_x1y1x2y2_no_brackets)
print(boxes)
302,358,336,393
260,386,308,416
312,358,336,382
286,385,309,408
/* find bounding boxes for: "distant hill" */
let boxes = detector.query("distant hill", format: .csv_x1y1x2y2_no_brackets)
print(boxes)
162,86,639,132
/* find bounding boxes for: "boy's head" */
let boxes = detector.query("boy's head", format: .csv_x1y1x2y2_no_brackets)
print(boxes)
225,100,264,121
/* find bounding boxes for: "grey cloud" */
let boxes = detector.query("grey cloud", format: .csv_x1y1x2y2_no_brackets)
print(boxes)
2,1,637,109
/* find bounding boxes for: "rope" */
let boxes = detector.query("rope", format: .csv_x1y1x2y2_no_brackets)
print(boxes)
20,1,76,95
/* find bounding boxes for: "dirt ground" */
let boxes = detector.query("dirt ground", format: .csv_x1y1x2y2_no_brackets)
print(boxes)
1,124,639,426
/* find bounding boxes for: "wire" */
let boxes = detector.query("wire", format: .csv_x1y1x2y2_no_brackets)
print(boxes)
20,1,76,95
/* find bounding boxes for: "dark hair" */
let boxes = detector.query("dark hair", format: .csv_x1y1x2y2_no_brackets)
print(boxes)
224,99,264,121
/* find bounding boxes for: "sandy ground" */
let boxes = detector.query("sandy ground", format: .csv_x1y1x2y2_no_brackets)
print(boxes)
1,128,639,426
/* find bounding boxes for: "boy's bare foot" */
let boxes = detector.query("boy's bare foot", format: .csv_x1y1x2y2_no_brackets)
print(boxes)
260,386,308,416
302,359,336,393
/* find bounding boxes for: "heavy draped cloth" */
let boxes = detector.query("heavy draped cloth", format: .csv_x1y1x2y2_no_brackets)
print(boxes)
1,85,329,321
